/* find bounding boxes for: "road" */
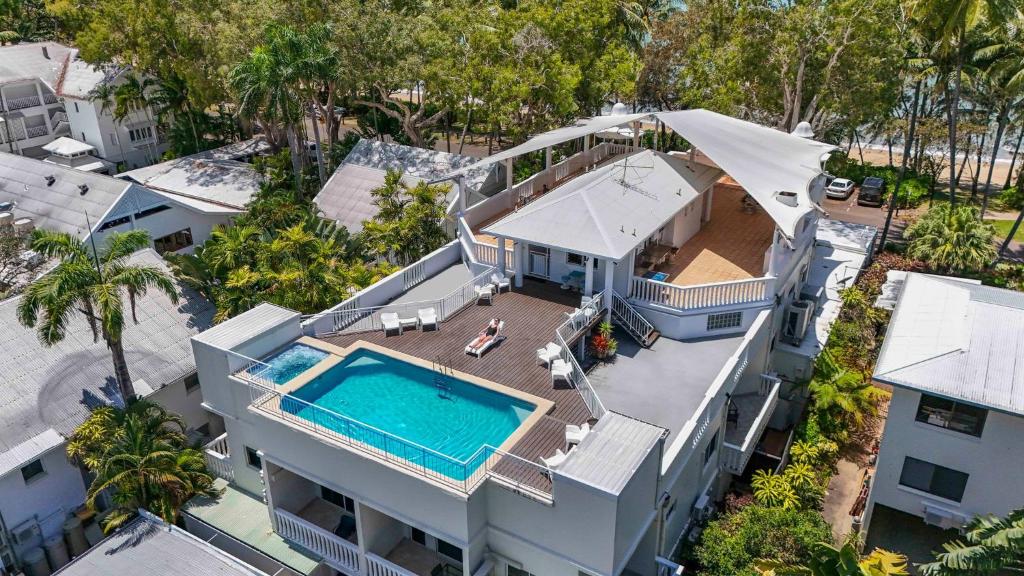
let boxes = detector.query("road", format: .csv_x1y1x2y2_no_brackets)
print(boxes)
821,192,909,250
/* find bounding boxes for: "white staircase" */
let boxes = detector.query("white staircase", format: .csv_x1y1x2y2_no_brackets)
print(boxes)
611,291,659,347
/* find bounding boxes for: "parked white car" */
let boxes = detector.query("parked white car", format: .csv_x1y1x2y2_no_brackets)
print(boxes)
825,178,855,199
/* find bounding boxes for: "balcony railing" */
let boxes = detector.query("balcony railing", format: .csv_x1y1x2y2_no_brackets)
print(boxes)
273,508,361,574
6,95,41,110
42,93,59,105
722,374,781,475
472,239,515,271
25,125,48,139
366,552,418,576
203,433,234,482
553,292,607,419
629,275,774,312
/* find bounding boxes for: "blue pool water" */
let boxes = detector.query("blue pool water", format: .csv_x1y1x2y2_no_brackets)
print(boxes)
281,349,534,480
643,271,670,282
256,343,329,385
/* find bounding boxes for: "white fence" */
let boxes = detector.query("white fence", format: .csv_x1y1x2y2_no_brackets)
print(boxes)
274,508,361,574
203,433,234,482
553,292,607,419
629,275,774,311
366,552,419,576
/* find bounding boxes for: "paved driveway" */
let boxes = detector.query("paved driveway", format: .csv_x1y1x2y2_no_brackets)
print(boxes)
822,193,910,250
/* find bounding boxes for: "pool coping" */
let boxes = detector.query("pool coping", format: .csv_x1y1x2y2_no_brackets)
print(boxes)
251,337,555,497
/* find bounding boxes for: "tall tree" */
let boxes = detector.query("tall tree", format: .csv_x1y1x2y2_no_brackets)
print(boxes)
905,203,996,272
919,508,1024,575
17,230,179,403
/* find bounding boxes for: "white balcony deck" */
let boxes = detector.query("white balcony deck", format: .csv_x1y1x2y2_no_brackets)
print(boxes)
722,375,781,475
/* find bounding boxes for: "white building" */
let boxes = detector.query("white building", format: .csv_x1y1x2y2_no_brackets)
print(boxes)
0,250,219,575
862,273,1024,552
0,41,167,170
185,110,874,576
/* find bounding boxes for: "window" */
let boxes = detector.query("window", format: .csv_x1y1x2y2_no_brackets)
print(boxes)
566,252,597,268
707,311,742,331
128,126,154,143
703,431,719,465
411,528,426,546
184,373,200,393
135,204,170,219
915,394,987,437
109,132,117,146
436,538,462,562
20,459,44,483
244,446,262,469
508,567,534,576
899,457,969,502
98,215,131,231
321,486,355,513
153,228,193,253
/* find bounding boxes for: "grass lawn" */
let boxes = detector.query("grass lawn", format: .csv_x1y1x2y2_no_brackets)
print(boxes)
986,219,1024,242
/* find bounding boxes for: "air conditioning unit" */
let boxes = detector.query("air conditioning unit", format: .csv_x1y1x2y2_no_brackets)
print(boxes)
692,493,715,524
10,520,40,547
923,504,967,531
781,300,814,345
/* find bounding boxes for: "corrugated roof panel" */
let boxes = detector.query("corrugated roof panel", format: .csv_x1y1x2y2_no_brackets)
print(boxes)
558,412,664,494
192,303,298,350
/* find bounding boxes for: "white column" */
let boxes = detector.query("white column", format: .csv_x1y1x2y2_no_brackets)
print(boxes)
604,261,615,321
514,241,524,288
260,452,278,531
496,236,507,276
504,157,514,209
583,134,591,171
632,121,641,149
703,187,714,223
545,146,552,169
583,256,594,297
456,176,467,212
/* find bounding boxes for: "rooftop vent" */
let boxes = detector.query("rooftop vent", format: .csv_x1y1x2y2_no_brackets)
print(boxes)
775,190,799,207
42,46,50,60
44,175,55,186
78,184,89,195
791,121,814,139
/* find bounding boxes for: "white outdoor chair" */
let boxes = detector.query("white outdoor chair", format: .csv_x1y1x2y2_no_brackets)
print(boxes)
540,446,575,476
475,284,494,304
491,272,511,293
418,308,438,331
536,342,562,367
565,422,591,447
550,359,572,385
381,312,402,335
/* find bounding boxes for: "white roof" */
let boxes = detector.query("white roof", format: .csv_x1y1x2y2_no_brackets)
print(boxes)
43,137,96,156
482,150,722,260
57,58,117,100
0,42,74,88
119,157,263,211
193,303,298,350
874,273,1024,415
558,412,665,494
657,110,836,238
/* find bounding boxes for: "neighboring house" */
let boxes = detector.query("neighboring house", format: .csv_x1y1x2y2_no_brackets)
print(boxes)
862,273,1024,559
0,41,167,170
51,511,273,576
42,137,115,174
0,150,252,254
185,110,874,576
313,139,504,233
0,249,218,575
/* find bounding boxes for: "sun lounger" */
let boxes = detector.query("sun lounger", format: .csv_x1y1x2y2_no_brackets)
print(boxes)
381,312,402,335
465,320,505,357
565,422,590,447
536,342,562,367
418,308,438,331
540,446,575,475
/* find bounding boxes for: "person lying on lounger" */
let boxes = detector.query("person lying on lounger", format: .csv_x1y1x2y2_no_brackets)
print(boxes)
468,318,501,351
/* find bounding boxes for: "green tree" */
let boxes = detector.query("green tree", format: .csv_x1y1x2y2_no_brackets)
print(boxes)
18,230,178,403
67,400,220,531
695,504,833,576
905,204,996,273
808,350,886,440
752,469,801,509
360,169,451,266
919,508,1024,575
758,541,908,576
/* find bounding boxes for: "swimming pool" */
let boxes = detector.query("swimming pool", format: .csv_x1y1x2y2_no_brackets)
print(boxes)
280,349,534,480
254,343,330,385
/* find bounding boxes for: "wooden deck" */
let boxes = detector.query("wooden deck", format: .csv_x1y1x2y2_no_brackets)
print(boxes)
320,280,594,492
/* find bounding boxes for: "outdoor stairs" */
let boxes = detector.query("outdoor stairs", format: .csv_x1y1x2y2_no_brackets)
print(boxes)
611,292,659,347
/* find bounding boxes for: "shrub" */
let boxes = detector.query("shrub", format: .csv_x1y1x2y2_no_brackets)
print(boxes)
905,204,996,273
695,505,832,576
998,185,1024,211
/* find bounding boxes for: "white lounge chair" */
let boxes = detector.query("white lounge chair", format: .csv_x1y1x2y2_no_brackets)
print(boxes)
491,272,511,293
565,422,590,447
536,342,562,367
550,359,572,385
474,284,494,304
540,446,574,474
418,308,438,331
465,320,505,357
381,312,402,335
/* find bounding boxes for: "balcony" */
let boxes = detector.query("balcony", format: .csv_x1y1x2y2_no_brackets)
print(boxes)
203,433,234,482
722,374,781,475
25,125,48,139
6,95,42,110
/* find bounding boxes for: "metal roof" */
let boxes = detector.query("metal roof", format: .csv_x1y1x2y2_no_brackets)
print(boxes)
0,151,131,239
118,154,265,211
557,412,665,494
874,273,1024,415
192,303,298,350
0,250,216,457
483,150,722,260
0,42,73,88
55,513,269,576
313,139,498,232
43,137,97,156
0,429,64,478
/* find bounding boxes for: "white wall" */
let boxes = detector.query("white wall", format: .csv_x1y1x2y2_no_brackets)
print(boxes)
358,504,405,556
92,195,233,256
866,387,1024,527
0,446,86,552
147,374,221,436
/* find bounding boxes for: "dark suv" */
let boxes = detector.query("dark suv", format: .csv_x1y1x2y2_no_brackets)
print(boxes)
857,176,886,207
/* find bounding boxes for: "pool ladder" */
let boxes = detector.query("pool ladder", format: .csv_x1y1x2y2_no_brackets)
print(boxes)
432,356,454,400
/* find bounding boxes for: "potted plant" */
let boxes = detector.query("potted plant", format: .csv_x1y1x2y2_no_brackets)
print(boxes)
590,321,618,360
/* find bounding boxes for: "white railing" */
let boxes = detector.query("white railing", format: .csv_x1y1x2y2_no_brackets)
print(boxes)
722,374,781,475
656,556,684,576
611,291,655,344
402,260,426,290
629,275,774,311
472,241,515,272
274,508,362,574
366,552,419,576
203,433,234,482
6,95,41,110
553,292,607,419
512,179,534,206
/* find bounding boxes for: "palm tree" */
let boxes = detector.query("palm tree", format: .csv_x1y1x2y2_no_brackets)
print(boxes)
88,82,129,168
905,204,996,272
113,74,160,164
361,170,450,265
975,26,1024,217
758,541,909,576
809,351,886,436
752,469,801,509
17,230,179,403
67,400,220,531
149,73,201,154
919,508,1024,575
